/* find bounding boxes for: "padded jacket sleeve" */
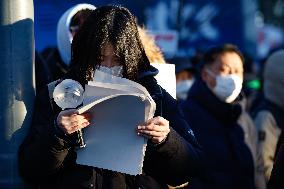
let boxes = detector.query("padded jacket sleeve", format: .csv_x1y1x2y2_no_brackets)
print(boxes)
143,89,202,186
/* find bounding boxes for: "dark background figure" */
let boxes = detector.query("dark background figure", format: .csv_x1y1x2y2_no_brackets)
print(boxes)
181,44,265,189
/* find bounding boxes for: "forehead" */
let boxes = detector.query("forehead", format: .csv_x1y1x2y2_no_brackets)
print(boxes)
211,52,243,70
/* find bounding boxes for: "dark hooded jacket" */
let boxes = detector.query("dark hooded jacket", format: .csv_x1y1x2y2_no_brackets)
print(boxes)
19,66,201,189
181,79,255,189
268,133,284,189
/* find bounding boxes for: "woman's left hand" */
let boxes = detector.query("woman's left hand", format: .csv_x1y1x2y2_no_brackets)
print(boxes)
137,116,170,144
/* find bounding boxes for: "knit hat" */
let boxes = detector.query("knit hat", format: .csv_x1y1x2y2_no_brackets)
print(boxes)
264,50,284,110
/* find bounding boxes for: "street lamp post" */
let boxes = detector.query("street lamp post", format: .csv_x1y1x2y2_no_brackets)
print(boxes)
0,0,35,188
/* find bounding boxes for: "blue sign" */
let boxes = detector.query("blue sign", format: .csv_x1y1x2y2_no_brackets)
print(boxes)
34,0,247,55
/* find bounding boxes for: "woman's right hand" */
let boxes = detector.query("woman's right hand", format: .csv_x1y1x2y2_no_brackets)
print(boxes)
56,109,91,135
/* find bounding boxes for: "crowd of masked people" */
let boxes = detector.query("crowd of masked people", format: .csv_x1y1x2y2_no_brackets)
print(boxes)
19,3,284,189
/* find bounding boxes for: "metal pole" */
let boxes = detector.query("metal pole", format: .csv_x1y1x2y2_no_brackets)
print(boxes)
0,0,35,188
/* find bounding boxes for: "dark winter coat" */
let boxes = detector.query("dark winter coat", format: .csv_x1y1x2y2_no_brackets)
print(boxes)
181,79,255,189
268,133,284,189
19,66,201,189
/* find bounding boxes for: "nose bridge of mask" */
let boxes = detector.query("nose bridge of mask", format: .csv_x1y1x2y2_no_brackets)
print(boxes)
98,65,123,77
218,74,235,85
206,69,240,88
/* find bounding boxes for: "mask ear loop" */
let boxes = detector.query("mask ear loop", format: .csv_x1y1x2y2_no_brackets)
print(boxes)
205,68,216,78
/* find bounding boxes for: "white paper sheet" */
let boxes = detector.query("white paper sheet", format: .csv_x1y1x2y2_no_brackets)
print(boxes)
151,63,176,99
77,95,147,175
76,71,156,175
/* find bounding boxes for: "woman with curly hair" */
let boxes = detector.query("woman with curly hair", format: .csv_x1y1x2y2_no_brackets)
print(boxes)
19,5,201,189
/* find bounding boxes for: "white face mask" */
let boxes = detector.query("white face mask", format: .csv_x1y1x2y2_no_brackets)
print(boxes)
176,79,194,100
206,69,243,103
97,66,123,77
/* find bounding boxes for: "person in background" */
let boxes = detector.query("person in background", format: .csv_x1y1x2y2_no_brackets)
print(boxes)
253,50,284,183
168,57,196,101
40,4,96,87
19,6,202,189
181,44,265,189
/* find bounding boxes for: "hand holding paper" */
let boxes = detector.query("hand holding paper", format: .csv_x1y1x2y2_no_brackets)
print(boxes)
56,109,91,134
137,116,170,144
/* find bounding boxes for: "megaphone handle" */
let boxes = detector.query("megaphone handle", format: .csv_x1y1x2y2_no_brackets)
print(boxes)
76,129,86,148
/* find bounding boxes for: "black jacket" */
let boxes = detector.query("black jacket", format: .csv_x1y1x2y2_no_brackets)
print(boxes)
268,133,284,189
181,79,255,189
19,66,201,189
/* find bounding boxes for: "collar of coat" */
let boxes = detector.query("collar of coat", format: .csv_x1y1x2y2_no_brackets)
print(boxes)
186,78,243,125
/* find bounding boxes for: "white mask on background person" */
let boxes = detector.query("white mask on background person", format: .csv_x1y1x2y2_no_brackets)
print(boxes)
176,79,195,100
97,66,123,77
206,69,243,103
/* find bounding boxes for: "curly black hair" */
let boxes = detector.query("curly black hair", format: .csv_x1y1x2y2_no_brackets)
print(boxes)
70,5,150,82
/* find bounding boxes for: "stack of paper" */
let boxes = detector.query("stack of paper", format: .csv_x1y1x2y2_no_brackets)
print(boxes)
76,70,156,175
151,63,176,99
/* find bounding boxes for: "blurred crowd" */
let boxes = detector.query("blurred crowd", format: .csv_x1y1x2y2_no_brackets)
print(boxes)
23,3,284,189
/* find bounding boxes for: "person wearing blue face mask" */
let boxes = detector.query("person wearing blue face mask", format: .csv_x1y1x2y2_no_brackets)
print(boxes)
181,44,266,189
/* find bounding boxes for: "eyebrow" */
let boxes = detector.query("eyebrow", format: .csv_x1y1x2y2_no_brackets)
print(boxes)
220,64,231,69
220,64,240,70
